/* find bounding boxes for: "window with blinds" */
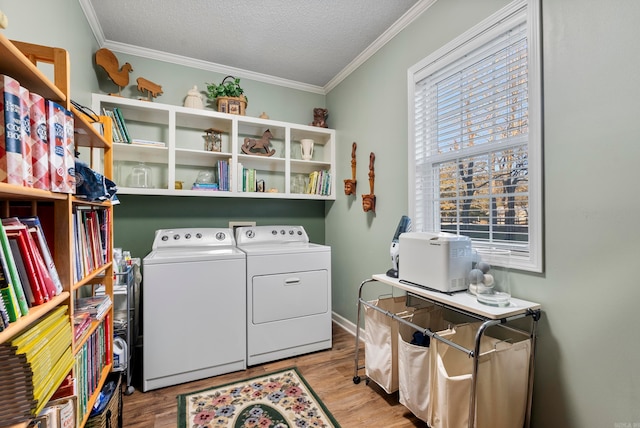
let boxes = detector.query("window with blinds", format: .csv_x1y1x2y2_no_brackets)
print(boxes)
408,0,542,271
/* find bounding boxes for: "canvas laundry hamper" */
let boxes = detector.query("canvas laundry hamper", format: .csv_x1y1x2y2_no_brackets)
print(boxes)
428,322,531,428
364,295,417,393
397,304,449,422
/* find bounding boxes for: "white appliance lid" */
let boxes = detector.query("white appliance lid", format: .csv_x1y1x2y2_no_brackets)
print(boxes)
143,247,245,264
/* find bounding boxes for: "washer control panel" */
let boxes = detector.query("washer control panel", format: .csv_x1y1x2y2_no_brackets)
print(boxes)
235,225,309,245
151,228,235,249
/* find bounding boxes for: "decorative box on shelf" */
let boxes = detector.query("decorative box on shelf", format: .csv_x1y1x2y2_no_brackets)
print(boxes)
216,95,247,115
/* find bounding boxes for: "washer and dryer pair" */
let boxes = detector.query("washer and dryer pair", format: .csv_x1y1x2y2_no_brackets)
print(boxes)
141,226,332,392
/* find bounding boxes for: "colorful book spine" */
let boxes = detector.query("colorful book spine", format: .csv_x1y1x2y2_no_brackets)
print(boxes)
63,108,76,193
46,100,66,192
113,107,131,143
29,93,50,190
20,216,63,294
0,219,29,316
19,86,33,187
0,74,24,185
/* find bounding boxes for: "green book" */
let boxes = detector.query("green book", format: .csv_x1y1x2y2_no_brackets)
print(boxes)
0,220,29,316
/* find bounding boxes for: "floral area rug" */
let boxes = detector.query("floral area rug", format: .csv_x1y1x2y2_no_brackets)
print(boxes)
177,367,340,428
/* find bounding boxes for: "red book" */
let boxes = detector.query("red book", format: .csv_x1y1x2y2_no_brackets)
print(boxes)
5,228,48,304
19,86,33,187
0,74,23,185
2,218,57,301
29,92,50,190
46,100,66,192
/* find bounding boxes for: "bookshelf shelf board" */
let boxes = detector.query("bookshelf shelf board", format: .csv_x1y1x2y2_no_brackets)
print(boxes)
0,292,70,343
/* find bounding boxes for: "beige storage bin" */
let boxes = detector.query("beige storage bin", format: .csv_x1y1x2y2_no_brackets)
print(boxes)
429,322,531,428
364,296,417,393
397,304,448,422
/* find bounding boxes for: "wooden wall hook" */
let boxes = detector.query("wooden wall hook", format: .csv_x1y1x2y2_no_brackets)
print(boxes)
362,152,376,212
344,142,357,195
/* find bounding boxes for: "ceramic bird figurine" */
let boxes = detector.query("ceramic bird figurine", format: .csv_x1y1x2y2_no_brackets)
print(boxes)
95,47,133,96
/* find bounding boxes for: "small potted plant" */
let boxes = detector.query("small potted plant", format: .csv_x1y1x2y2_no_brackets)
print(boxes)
206,75,248,115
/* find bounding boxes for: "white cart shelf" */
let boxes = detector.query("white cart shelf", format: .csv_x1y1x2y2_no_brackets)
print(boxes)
354,274,542,428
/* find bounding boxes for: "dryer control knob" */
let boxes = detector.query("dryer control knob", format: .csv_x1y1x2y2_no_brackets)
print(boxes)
196,233,202,239
289,230,294,235
161,235,168,241
173,234,180,240
185,233,191,239
246,230,255,238
280,229,285,235
297,230,303,235
215,232,226,240
271,230,277,235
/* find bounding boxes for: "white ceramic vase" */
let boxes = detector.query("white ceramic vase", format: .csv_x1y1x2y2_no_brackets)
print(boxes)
301,139,314,160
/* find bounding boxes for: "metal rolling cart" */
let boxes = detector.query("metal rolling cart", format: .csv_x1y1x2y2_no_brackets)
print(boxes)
113,265,136,395
353,274,542,428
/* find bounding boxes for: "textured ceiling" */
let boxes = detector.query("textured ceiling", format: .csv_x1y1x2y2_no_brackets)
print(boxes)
81,0,424,91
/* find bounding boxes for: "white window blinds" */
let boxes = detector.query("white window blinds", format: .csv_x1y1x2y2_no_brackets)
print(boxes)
410,0,542,271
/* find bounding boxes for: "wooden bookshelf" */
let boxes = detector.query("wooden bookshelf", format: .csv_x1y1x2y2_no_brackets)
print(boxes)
0,33,114,427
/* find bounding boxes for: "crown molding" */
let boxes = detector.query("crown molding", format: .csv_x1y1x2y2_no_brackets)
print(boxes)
324,0,438,93
80,0,436,96
78,0,104,45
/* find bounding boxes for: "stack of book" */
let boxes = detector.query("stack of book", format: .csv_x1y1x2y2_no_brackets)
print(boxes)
101,106,131,143
74,319,110,420
0,215,63,330
72,207,111,283
1,73,76,193
75,294,112,320
0,305,73,424
306,170,332,196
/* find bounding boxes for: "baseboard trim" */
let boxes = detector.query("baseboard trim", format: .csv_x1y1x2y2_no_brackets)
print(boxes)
332,311,365,342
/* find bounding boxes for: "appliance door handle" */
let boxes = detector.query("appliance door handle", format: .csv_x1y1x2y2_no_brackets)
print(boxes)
284,277,301,285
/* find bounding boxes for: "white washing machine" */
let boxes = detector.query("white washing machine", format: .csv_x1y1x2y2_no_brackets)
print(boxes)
235,225,332,366
142,228,246,391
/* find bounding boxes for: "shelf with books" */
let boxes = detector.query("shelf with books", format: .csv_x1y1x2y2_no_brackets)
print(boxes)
92,93,336,199
1,34,115,428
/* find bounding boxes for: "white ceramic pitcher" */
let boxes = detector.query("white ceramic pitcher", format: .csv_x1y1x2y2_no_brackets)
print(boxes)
301,139,314,160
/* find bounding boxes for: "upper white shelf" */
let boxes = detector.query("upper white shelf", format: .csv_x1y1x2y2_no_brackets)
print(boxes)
92,94,335,200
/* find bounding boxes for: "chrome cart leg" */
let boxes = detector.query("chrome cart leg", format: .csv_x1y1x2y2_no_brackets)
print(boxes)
524,310,541,428
468,319,501,428
353,279,375,384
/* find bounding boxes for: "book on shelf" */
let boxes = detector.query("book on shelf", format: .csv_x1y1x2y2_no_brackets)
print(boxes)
0,278,10,329
46,100,72,193
8,237,41,306
19,85,34,188
19,216,63,295
113,107,131,143
130,138,166,147
73,311,91,342
29,92,50,190
62,107,76,194
3,218,58,302
0,241,21,324
75,294,111,320
0,218,29,317
1,74,24,185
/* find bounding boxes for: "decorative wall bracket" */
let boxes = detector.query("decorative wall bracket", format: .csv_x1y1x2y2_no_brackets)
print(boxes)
362,152,376,212
344,142,357,195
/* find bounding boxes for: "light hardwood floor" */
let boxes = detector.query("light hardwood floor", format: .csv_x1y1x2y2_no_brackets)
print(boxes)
121,324,424,427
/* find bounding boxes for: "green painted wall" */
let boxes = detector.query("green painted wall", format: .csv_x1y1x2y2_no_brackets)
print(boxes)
113,195,327,261
4,0,640,426
325,0,640,427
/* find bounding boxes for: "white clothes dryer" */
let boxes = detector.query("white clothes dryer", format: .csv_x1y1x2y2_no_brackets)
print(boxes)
235,225,332,366
142,228,246,391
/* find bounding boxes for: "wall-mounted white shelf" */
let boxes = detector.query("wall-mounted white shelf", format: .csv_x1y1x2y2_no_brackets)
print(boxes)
92,94,336,200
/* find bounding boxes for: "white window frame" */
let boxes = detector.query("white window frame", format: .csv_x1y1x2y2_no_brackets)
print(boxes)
407,0,543,272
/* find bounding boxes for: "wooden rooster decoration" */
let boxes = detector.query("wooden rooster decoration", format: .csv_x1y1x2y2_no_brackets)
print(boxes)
95,48,133,96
